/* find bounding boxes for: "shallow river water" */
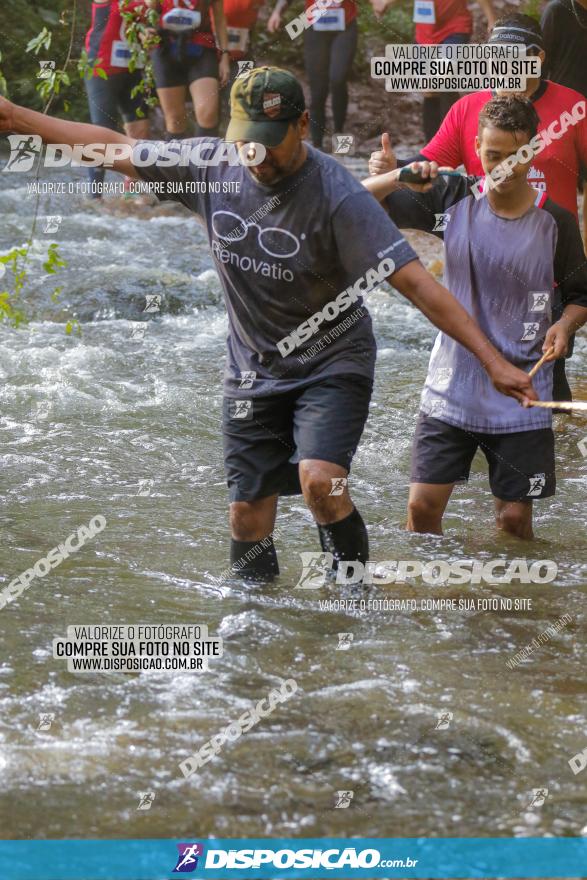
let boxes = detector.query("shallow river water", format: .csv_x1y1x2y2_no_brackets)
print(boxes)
0,161,586,842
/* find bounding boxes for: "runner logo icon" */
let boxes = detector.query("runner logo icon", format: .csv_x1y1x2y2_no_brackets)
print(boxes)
37,713,55,731
329,477,347,496
528,291,550,312
528,788,548,807
295,552,334,589
2,135,42,173
173,843,204,873
527,473,546,497
238,371,256,389
435,711,453,730
432,213,451,232
237,60,254,78
521,322,540,342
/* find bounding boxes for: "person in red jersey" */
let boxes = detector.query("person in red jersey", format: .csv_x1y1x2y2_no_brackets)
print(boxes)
373,0,495,141
84,0,150,196
215,0,266,123
368,13,587,401
267,0,363,150
223,0,265,62
131,0,231,139
370,14,587,224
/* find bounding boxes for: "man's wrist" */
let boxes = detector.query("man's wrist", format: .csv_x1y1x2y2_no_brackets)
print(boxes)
556,315,578,335
478,344,504,374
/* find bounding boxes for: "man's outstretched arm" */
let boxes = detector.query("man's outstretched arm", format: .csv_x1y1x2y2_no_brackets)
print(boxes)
0,96,139,178
390,259,538,404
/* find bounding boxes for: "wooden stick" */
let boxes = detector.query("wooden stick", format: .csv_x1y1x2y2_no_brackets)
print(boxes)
528,346,555,379
526,400,587,412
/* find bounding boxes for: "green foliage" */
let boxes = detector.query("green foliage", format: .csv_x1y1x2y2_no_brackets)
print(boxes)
0,245,29,327
65,318,81,336
77,49,107,82
0,243,68,329
43,243,67,275
0,51,8,97
520,0,542,21
119,0,161,112
3,1,87,118
25,26,53,55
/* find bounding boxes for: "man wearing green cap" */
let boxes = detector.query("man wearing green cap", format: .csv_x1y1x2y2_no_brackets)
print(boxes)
0,67,536,581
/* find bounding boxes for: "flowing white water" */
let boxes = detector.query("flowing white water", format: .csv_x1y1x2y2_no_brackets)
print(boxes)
0,165,586,839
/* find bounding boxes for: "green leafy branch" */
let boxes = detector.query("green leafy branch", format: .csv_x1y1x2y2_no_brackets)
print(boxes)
0,50,8,97
7,3,79,334
120,0,161,114
0,243,67,329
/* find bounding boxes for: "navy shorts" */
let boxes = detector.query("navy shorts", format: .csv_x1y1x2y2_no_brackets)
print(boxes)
410,414,556,501
223,375,373,502
151,44,218,88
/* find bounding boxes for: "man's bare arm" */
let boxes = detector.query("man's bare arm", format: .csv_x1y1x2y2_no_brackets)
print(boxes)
391,259,538,404
0,96,139,178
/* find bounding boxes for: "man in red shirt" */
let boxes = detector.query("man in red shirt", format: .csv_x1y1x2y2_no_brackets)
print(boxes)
216,0,266,123
370,14,587,229
369,13,587,400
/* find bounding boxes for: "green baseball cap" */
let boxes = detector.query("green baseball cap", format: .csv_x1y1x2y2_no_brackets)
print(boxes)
225,66,306,148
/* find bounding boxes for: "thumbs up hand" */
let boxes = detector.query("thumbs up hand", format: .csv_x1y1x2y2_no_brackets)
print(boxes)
369,132,397,176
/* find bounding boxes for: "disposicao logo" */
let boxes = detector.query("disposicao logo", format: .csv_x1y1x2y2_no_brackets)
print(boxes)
173,843,204,873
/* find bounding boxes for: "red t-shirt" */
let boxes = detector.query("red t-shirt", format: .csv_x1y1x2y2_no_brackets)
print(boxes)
224,0,264,28
86,1,130,77
126,0,215,49
415,0,472,44
421,81,587,218
219,0,264,58
158,0,215,48
305,0,358,28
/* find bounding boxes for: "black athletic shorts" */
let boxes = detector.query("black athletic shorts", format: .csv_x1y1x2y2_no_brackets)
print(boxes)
410,414,556,501
223,375,373,502
151,45,218,88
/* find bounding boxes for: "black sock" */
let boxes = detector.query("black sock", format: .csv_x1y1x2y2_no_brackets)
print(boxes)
230,536,279,581
164,130,187,141
317,507,369,577
195,124,218,138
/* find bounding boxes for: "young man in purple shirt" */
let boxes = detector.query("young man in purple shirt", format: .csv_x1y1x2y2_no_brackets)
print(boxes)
364,96,587,539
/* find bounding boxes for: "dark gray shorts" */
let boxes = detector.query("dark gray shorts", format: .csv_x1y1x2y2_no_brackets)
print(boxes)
223,375,373,502
151,45,218,89
410,414,556,501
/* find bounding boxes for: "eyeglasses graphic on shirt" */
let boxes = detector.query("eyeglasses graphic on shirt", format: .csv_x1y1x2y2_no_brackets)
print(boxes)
211,210,303,258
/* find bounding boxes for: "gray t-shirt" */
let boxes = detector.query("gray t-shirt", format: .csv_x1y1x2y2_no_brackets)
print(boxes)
134,139,417,396
385,175,587,433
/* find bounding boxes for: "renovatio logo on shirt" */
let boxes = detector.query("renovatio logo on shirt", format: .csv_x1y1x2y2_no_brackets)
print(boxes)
172,843,204,873
210,208,305,283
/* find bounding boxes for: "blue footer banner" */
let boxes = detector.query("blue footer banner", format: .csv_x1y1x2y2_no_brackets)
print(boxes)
0,838,586,880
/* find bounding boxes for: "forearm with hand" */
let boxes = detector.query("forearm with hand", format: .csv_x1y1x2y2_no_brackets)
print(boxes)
544,305,587,358
390,260,537,403
0,97,139,178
